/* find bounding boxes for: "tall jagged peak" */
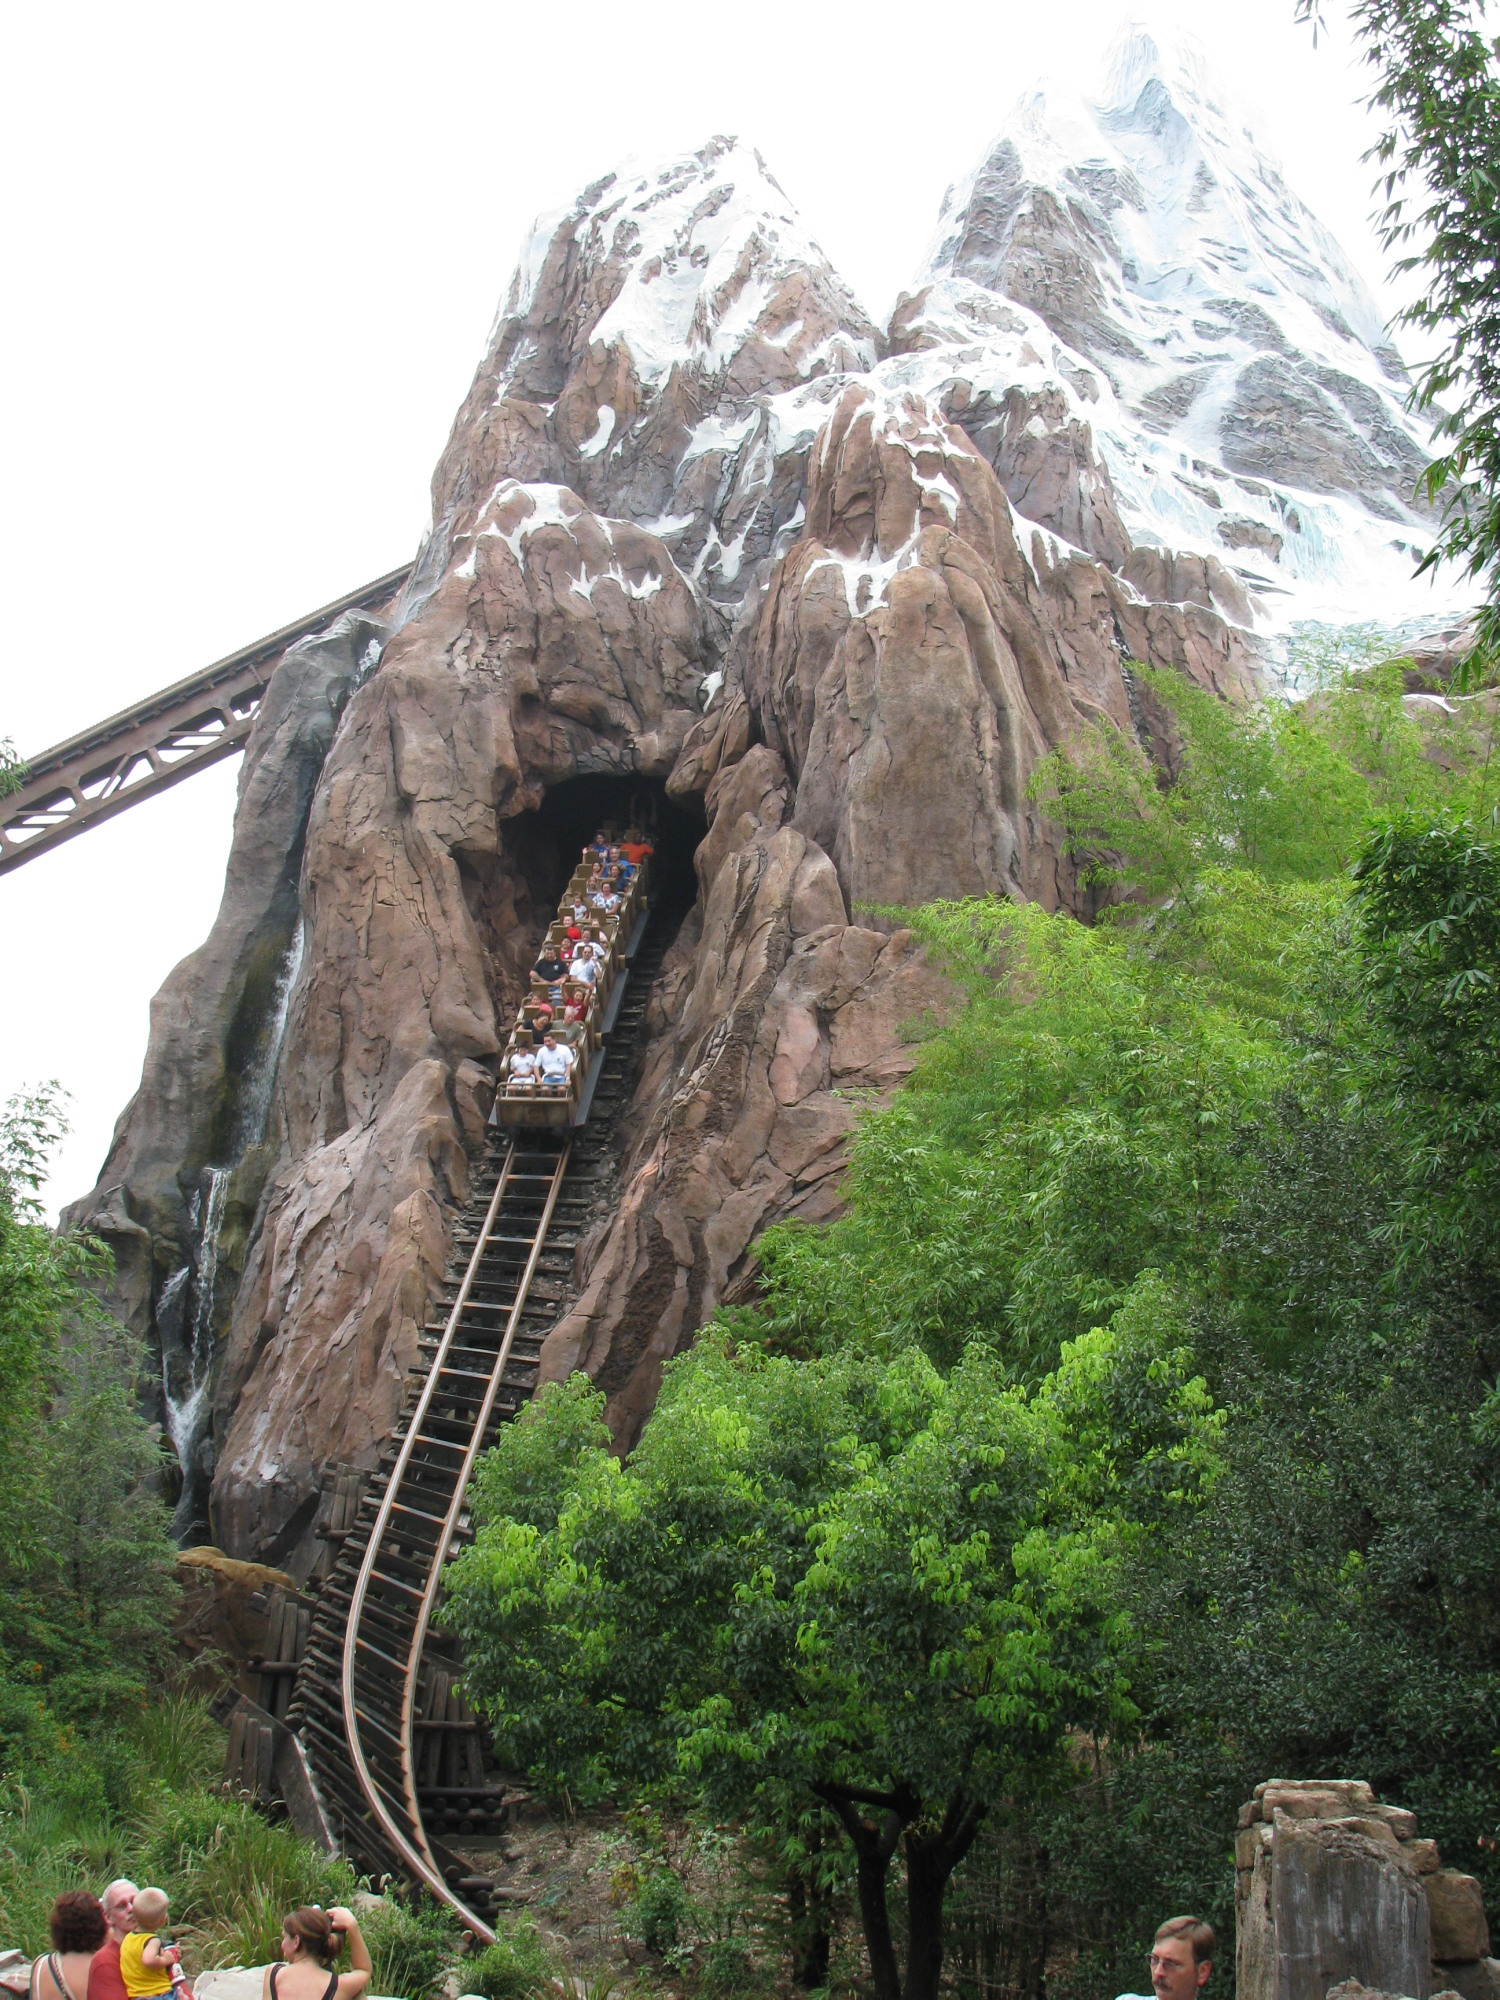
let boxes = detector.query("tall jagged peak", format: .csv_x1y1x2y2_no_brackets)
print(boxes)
932,22,1400,389
488,133,877,403
904,19,1458,630
420,134,880,613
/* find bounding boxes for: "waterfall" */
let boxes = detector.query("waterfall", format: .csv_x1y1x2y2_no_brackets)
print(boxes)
167,1165,229,1538
160,923,307,1538
155,1264,191,1460
233,922,305,1155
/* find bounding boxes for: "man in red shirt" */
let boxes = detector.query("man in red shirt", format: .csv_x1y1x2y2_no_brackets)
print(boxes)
89,1881,137,2000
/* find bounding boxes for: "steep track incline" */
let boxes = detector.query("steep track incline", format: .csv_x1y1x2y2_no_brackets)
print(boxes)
288,907,678,1935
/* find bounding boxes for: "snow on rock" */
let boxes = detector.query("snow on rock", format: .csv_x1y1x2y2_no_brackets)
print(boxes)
424,135,881,610
895,22,1461,632
420,38,1456,648
80,86,1340,1568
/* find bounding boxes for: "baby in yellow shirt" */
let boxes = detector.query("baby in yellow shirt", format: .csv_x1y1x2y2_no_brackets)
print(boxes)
118,1889,187,2000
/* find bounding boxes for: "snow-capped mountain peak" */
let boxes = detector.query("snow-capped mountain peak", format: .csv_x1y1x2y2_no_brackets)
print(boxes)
895,22,1453,631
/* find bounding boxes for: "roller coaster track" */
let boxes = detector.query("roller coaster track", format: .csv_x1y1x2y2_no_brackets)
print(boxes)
287,909,675,1936
0,565,411,876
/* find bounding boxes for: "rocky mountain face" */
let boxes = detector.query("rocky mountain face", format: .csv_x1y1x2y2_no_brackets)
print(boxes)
64,51,1446,1567
891,28,1445,634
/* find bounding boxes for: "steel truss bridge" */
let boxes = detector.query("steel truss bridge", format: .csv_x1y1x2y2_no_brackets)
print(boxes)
0,565,411,876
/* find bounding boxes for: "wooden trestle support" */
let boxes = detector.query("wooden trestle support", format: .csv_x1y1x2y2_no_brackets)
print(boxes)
285,909,675,1934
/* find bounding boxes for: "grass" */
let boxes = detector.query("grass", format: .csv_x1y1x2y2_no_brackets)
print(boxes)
0,1697,357,1976
0,1783,135,1952
146,1795,359,1971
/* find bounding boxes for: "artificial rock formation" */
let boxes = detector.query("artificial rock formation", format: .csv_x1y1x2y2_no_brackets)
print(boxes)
173,1545,300,1698
1236,1780,1497,2000
67,71,1428,1569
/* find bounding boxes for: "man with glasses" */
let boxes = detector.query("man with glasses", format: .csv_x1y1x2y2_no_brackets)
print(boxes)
1139,1918,1214,2000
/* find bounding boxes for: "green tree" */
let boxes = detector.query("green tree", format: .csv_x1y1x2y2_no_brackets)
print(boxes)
1030,655,1491,901
1352,809,1500,1266
1030,664,1373,898
37,1313,179,1651
444,1323,1221,2000
0,1088,178,1784
0,1085,99,1565
0,737,24,800
1297,0,1500,671
751,880,1316,1377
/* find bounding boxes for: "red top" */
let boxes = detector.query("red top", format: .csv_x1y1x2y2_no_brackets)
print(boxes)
90,1942,128,2000
622,841,653,864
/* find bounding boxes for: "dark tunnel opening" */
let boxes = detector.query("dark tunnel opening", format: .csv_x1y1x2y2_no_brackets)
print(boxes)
459,774,704,1035
523,774,702,914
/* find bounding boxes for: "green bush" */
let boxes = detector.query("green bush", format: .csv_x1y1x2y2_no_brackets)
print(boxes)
461,1911,558,2000
699,1937,756,1996
361,1896,462,2000
622,1870,695,1954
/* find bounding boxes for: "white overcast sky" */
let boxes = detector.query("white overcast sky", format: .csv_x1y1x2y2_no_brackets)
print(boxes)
0,0,1415,1218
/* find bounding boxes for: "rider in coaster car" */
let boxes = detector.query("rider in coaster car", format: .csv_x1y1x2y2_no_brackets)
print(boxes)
533,946,567,996
505,1043,540,1095
536,1033,577,1094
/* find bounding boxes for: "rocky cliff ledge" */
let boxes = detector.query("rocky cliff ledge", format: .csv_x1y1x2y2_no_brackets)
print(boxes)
67,127,1334,1569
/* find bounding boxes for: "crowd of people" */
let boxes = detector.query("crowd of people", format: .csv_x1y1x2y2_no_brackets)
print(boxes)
499,828,653,1108
26,1885,372,2000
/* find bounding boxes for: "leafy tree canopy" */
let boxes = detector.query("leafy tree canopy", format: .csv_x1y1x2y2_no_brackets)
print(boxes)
0,1087,179,1792
453,662,1500,1993
1298,0,1500,673
444,1315,1221,2000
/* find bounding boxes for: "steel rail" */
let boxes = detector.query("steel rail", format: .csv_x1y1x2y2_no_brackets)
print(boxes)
394,1139,573,1859
338,1140,529,1939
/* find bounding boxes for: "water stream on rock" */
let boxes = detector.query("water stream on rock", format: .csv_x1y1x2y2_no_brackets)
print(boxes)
167,1167,228,1537
161,924,306,1538
234,921,305,1155
155,1263,191,1464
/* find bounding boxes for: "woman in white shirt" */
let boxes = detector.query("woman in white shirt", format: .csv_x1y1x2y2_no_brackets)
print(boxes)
506,1045,539,1094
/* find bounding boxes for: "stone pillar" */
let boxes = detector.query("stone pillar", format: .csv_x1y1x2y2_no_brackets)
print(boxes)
1235,1781,1432,2000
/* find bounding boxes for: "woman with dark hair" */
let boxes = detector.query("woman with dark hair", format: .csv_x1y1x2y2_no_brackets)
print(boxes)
32,1892,107,2000
259,1908,370,2000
